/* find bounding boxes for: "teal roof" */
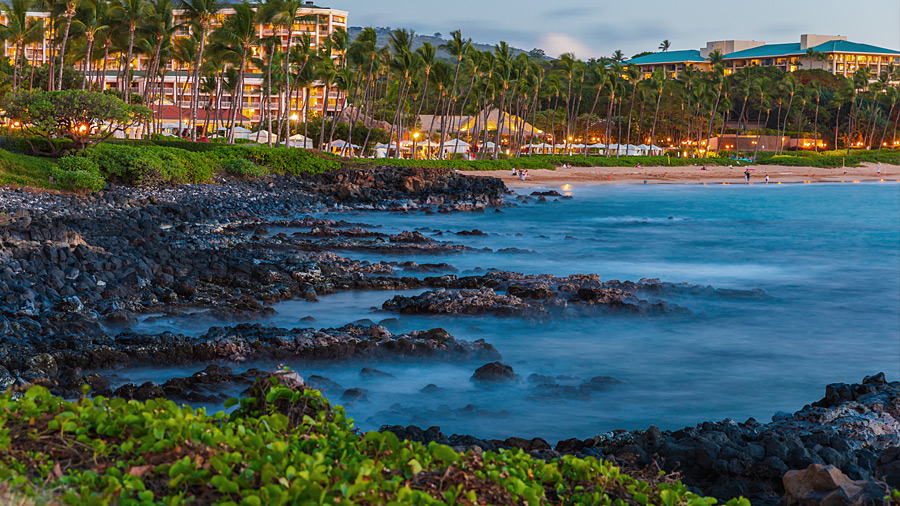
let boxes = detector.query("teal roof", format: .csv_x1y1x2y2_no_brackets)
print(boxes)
723,40,900,60
810,40,900,55
722,43,802,59
628,49,706,65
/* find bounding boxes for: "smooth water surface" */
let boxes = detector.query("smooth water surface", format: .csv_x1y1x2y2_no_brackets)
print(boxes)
133,183,900,441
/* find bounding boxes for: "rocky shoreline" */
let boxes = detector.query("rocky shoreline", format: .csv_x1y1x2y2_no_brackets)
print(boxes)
383,373,899,505
0,167,897,505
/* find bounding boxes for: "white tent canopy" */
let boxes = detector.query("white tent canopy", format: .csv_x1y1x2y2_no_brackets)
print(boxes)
443,139,469,147
252,130,279,143
329,139,361,148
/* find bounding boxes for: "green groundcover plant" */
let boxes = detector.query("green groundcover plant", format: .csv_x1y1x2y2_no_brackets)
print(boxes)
0,377,754,506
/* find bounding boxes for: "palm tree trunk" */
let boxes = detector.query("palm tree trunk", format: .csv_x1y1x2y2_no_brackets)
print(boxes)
82,37,95,91
625,86,637,154
228,51,248,144
650,87,663,150
190,26,209,141
57,13,74,90
98,42,110,91
876,104,895,155
846,98,856,154
493,87,508,160
813,99,820,153
318,82,330,149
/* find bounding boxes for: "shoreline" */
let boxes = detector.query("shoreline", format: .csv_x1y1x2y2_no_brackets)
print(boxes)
462,161,900,188
0,169,896,503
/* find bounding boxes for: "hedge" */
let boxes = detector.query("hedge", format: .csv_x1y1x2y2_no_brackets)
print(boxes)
0,378,753,506
78,144,217,185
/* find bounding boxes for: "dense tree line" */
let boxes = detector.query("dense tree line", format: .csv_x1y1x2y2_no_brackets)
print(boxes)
0,0,898,158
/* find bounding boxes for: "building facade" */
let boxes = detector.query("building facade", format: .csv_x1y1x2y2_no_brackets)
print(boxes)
629,34,900,80
1,1,348,133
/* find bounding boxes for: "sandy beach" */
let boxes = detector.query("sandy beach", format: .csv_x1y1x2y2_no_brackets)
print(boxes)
462,162,900,188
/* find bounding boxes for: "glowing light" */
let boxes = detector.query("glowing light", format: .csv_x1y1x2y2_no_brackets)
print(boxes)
289,113,299,121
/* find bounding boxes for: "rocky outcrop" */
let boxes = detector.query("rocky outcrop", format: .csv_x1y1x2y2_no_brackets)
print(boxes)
470,362,519,384
382,375,900,506
1,324,500,396
781,465,888,506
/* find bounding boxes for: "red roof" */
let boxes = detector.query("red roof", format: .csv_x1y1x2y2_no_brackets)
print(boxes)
150,104,250,122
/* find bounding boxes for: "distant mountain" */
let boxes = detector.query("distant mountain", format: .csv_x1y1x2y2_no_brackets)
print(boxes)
346,26,543,61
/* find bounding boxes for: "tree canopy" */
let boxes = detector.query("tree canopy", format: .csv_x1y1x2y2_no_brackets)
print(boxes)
2,90,150,156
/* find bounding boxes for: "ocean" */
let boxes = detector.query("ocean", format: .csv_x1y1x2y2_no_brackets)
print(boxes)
126,182,900,441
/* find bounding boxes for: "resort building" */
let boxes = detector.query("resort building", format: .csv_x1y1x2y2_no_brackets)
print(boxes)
629,34,900,80
0,2,348,131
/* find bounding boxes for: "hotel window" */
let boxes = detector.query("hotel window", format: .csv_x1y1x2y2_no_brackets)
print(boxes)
750,59,759,66
776,58,785,65
837,63,844,71
790,57,799,64
847,54,855,62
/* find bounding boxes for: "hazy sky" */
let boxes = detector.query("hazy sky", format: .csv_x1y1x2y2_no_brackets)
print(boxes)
331,0,900,59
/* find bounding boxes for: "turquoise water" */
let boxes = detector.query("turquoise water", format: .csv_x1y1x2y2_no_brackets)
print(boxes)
132,183,900,441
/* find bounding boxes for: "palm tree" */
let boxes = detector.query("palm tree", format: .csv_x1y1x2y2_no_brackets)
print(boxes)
110,0,149,99
314,43,336,149
491,41,513,159
412,42,435,121
648,68,665,150
583,60,608,154
439,29,471,155
172,35,197,135
210,1,259,143
386,28,414,158
72,0,109,90
623,64,640,151
659,40,670,52
704,49,725,154
0,0,44,90
611,49,625,63
775,74,797,154
877,85,899,154
181,0,221,139
54,0,79,90
751,76,772,161
808,80,823,152
140,0,179,107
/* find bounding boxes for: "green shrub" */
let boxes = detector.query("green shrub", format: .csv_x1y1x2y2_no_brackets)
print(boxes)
0,382,751,506
210,145,340,175
222,157,267,178
57,156,99,173
81,144,216,185
51,155,106,191
50,166,105,191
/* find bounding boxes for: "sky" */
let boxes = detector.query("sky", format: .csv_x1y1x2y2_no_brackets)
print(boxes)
330,0,900,59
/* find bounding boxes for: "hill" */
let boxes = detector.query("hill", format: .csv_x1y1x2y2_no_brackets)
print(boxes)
347,26,543,61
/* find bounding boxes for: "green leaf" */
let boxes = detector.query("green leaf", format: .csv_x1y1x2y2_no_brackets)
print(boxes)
430,443,459,465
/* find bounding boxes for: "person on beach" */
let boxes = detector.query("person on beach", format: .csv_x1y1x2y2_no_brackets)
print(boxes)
744,170,751,182
765,174,769,184
512,168,517,176
701,166,706,171
877,165,881,175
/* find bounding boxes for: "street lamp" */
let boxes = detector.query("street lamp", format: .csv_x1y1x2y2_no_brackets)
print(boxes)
413,132,419,160
288,113,299,146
